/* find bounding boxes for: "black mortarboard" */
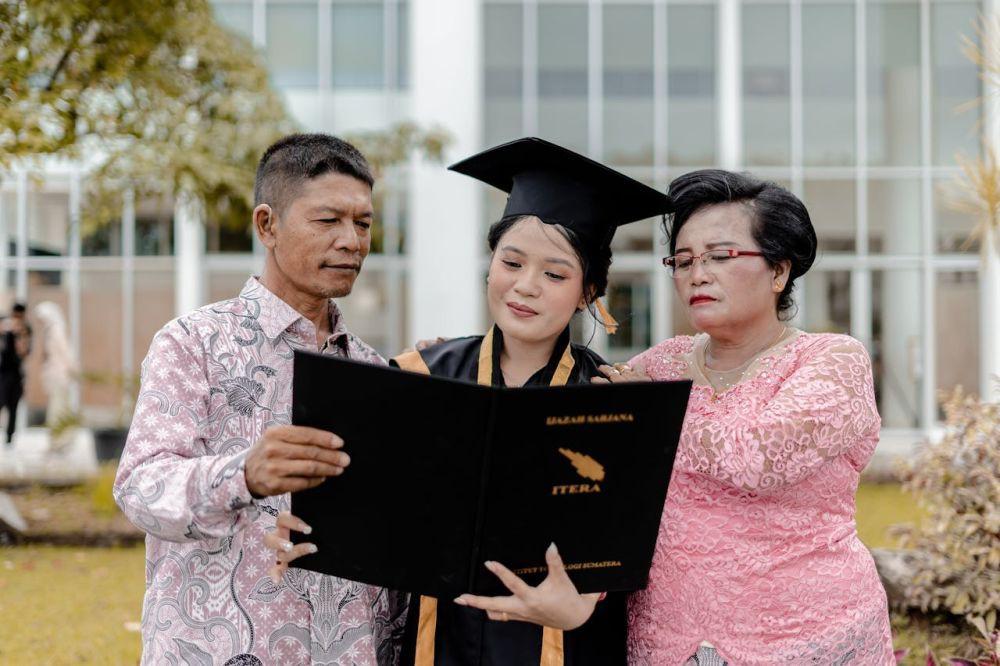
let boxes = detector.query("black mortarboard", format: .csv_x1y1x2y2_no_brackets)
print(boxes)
448,137,674,250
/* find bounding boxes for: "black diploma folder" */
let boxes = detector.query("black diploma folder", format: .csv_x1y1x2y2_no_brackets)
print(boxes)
290,350,691,599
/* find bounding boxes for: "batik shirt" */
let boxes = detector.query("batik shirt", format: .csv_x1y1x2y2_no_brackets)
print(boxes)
114,277,407,666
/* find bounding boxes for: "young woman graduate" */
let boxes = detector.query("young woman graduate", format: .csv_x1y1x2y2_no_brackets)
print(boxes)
264,137,674,666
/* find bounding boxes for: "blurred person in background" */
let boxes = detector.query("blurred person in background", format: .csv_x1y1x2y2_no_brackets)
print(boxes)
0,302,32,447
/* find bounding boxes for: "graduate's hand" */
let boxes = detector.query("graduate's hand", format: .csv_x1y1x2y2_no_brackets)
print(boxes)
453,543,601,631
265,511,316,584
245,425,350,498
592,360,651,384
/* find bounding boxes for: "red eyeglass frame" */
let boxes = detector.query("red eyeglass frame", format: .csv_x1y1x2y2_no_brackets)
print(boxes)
661,249,765,269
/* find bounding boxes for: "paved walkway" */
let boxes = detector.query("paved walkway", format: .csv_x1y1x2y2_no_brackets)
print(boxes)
0,427,98,486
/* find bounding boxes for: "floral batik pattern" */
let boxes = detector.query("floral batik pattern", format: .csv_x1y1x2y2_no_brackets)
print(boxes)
115,277,408,665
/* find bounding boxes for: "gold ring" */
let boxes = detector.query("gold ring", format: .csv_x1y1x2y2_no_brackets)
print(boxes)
614,363,632,373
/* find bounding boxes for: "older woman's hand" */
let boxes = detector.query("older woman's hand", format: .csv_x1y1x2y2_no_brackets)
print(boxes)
593,360,651,384
264,511,317,584
453,543,602,631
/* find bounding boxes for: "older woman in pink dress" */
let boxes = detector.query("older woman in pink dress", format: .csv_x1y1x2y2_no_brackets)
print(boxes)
617,169,895,665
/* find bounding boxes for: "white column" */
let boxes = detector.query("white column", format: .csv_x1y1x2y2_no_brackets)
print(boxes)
718,0,743,170
880,68,923,428
407,0,483,341
122,190,136,407
68,172,82,410
173,189,205,317
15,171,27,302
983,227,1000,402
0,182,7,298
982,0,1000,403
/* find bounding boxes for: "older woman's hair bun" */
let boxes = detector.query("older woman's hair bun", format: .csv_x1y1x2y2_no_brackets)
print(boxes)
665,169,818,319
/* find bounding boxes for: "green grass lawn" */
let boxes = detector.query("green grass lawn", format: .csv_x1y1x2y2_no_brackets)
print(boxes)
0,545,145,665
0,484,967,664
856,481,924,549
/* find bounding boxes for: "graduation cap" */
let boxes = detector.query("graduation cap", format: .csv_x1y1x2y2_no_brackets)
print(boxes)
449,137,674,334
448,137,674,251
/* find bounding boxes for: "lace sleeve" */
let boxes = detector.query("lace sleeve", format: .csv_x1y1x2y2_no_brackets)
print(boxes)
691,336,880,493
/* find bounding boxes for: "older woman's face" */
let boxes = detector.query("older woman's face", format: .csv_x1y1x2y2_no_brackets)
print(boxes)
672,202,782,333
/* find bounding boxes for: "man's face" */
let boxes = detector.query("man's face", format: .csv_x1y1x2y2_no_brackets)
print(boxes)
267,172,374,301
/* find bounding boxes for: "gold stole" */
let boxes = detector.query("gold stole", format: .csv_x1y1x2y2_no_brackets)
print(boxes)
404,328,575,666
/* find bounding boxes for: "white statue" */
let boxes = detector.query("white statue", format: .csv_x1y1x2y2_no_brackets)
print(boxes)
34,301,79,449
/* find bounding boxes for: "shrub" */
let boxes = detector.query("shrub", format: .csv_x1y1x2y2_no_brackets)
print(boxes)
892,388,1000,662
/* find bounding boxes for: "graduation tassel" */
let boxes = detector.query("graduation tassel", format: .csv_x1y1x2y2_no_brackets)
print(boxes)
594,298,619,335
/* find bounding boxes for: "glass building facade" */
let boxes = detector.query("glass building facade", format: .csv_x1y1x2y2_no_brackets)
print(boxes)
0,0,987,444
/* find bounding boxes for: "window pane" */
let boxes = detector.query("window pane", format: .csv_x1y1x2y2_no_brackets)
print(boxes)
484,3,523,147
398,1,409,88
932,2,980,166
29,187,69,256
337,268,397,356
868,2,921,166
803,5,854,166
538,4,588,154
603,4,654,166
936,270,979,403
868,178,922,254
137,197,174,256
667,4,716,166
872,269,923,429
212,1,254,41
332,4,384,88
796,270,851,334
266,3,319,88
81,270,125,419
935,176,980,253
743,4,790,166
606,273,653,360
802,179,856,252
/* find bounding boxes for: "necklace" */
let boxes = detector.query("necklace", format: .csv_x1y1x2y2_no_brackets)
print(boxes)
701,325,789,394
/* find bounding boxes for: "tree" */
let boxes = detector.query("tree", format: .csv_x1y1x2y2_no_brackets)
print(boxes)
0,0,447,237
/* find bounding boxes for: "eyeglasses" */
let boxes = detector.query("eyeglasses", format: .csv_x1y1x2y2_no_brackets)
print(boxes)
661,249,764,277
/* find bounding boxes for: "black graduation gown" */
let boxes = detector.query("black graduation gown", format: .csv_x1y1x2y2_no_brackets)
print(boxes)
390,326,628,666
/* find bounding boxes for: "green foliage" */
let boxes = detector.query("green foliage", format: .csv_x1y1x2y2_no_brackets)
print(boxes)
47,408,81,441
81,461,120,518
892,388,1000,630
0,0,296,232
0,1,450,237
855,482,926,549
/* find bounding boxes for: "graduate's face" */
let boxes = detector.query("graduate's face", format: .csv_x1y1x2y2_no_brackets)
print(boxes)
487,218,587,345
257,172,373,301
672,202,784,333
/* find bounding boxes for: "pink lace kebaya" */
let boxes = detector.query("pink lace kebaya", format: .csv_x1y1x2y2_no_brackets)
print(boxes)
627,331,895,665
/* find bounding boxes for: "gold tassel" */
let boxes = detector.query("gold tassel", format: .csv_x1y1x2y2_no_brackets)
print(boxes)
593,298,619,335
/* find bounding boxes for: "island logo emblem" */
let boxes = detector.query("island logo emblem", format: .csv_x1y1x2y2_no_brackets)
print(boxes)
552,448,604,495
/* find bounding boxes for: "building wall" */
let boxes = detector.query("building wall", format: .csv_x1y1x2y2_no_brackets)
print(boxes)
0,0,988,439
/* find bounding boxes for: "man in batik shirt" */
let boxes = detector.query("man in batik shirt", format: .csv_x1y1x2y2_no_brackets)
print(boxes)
114,134,406,665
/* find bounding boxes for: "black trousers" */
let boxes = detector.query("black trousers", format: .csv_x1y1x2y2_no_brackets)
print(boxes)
0,379,23,444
